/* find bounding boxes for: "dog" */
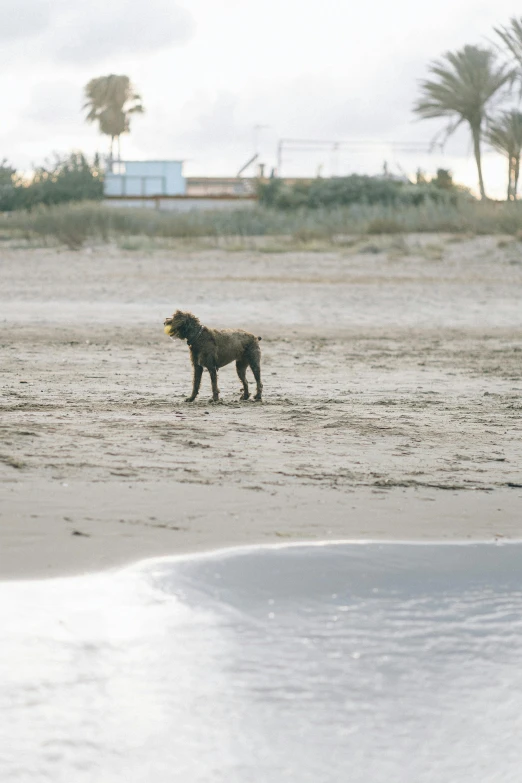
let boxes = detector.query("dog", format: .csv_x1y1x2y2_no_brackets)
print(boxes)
164,310,263,403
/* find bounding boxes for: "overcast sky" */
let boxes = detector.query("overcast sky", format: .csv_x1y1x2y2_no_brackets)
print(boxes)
4,0,522,195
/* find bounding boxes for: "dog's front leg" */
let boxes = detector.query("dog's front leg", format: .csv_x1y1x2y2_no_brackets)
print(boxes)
186,364,203,402
208,366,220,402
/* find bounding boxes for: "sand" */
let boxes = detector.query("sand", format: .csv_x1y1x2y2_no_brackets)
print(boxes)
1,234,522,579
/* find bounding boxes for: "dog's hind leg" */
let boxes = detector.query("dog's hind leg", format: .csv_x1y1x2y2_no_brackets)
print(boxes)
236,358,250,400
186,364,203,402
248,352,263,401
208,366,220,402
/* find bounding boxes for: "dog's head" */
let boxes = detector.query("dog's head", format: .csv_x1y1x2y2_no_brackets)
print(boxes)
163,310,200,340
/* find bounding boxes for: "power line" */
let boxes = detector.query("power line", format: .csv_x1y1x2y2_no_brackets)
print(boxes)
280,138,430,147
277,137,434,176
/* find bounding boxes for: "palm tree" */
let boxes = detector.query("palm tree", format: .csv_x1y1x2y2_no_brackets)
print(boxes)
495,17,522,72
486,111,522,199
84,75,144,162
414,45,514,199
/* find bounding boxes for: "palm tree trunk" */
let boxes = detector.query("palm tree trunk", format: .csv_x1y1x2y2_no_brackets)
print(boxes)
507,158,513,201
109,136,114,164
471,125,487,200
117,135,121,162
515,155,520,200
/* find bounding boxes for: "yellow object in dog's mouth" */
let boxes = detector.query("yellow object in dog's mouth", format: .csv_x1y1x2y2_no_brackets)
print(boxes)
164,325,173,335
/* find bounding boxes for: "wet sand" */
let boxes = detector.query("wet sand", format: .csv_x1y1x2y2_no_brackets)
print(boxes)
1,234,522,578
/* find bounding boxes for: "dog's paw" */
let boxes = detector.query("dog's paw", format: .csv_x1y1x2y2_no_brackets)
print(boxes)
185,397,196,403
253,395,263,402
239,393,251,401
208,398,222,405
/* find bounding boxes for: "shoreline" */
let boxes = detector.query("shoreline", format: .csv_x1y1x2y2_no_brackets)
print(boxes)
2,479,522,581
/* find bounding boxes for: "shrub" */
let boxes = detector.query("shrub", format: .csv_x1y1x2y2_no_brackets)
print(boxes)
0,160,18,211
292,226,333,243
257,174,466,211
366,217,403,234
0,153,103,211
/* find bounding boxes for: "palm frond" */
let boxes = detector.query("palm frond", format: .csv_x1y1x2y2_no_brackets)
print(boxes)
414,46,514,126
495,17,522,67
486,110,522,157
83,75,145,142
413,45,514,199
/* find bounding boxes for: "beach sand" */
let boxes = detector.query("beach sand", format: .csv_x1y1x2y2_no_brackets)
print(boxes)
1,234,522,579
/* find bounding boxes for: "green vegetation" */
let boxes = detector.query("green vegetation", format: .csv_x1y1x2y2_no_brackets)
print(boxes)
257,172,466,210
412,16,522,200
495,16,522,72
414,45,514,200
7,15,522,235
84,74,144,161
486,111,522,200
0,153,103,212
4,199,522,250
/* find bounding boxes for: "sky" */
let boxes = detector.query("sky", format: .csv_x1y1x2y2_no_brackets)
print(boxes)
3,0,522,196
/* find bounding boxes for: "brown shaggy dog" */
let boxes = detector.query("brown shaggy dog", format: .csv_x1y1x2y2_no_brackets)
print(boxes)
164,310,263,402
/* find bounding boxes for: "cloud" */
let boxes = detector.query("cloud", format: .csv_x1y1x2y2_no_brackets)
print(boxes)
0,0,51,42
23,81,82,127
6,82,101,164
125,92,251,174
0,0,194,65
180,93,246,146
168,60,477,179
52,0,194,64
2,87,87,169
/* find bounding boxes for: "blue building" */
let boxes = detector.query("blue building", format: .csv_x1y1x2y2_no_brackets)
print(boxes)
104,160,186,197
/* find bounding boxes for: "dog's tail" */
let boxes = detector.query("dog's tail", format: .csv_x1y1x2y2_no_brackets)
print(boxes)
257,336,262,341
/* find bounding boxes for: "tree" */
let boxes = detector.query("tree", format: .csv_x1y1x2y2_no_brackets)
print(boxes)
0,158,16,185
486,111,522,199
0,159,18,210
495,17,522,75
24,152,104,207
432,169,454,190
84,75,144,162
0,153,103,211
414,45,514,199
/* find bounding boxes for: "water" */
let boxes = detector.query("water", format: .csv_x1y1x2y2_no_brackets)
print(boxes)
1,542,522,782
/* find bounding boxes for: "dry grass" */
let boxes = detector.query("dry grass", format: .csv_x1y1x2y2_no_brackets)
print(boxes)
3,199,522,249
